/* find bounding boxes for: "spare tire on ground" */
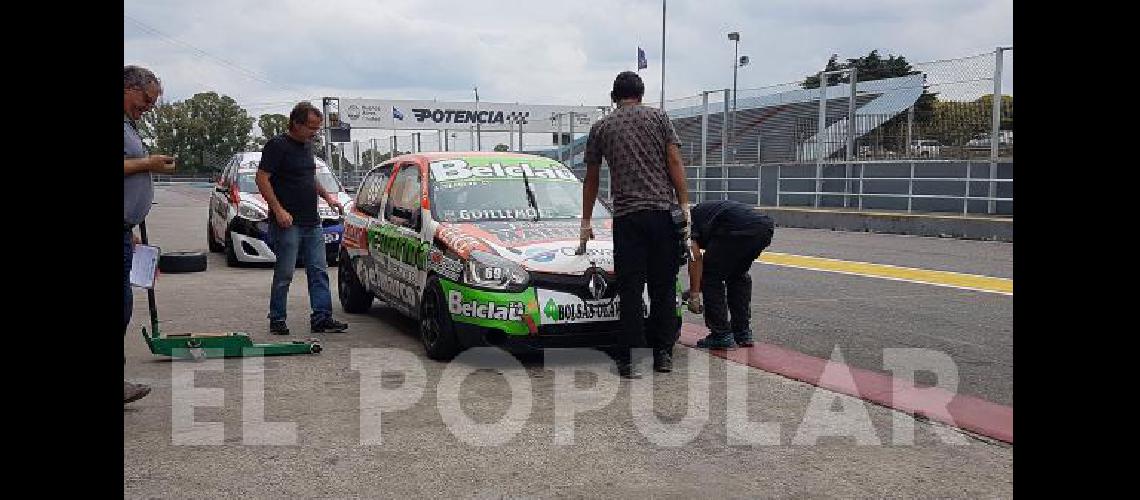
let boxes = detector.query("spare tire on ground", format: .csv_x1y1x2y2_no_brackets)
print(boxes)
159,251,208,273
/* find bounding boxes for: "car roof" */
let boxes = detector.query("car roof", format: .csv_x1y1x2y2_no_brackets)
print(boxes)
388,151,566,165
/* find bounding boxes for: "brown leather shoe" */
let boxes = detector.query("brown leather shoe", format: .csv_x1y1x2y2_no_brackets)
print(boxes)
124,381,151,404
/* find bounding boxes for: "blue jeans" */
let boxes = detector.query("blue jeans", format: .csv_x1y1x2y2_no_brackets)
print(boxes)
268,223,332,325
124,228,134,337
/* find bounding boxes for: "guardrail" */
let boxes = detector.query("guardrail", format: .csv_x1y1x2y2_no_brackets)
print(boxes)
687,160,1012,215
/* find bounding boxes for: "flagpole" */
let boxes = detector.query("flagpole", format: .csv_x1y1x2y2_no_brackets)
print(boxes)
474,85,481,151
660,0,666,109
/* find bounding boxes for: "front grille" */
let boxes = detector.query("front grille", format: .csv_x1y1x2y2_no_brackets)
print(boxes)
530,271,618,299
538,321,622,336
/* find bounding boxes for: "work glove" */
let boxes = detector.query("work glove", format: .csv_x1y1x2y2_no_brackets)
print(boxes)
575,221,594,255
687,291,704,314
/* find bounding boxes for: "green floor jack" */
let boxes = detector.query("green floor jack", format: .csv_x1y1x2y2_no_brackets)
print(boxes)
137,220,322,360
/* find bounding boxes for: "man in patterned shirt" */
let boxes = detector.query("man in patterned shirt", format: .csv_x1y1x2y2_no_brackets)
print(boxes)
579,71,691,379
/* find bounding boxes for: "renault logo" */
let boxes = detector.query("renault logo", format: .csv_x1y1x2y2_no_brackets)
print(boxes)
587,271,608,300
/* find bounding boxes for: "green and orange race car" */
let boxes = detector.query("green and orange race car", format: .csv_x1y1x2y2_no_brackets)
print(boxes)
336,152,681,360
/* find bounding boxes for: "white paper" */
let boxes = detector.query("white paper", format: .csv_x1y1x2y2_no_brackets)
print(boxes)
130,244,160,289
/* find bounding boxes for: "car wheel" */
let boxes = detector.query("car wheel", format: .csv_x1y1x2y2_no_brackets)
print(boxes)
159,251,208,273
207,220,223,253
337,249,374,314
420,276,460,361
224,231,242,267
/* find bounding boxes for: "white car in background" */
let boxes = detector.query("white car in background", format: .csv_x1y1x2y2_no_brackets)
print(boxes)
966,131,1013,148
207,152,352,267
909,139,942,157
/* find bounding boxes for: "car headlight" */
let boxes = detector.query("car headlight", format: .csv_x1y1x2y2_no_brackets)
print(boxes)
238,202,268,221
463,251,529,290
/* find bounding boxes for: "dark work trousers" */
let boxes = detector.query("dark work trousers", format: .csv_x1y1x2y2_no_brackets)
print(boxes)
613,209,681,363
701,231,772,338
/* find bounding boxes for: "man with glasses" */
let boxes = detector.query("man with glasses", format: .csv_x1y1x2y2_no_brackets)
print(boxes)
123,65,175,404
254,102,348,336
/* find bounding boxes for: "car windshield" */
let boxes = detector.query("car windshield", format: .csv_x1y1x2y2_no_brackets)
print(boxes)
428,157,611,223
235,167,342,194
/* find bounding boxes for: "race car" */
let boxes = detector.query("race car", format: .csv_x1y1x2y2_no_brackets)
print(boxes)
207,151,352,267
336,152,681,360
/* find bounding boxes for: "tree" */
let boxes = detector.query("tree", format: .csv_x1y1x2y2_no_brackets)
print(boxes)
137,91,255,173
493,144,510,152
138,102,187,163
800,50,938,155
801,50,920,88
249,113,289,150
312,133,326,160
920,94,1013,148
976,94,1013,131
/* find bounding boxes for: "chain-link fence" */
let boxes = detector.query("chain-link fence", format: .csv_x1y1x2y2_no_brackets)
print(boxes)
653,48,1012,215
322,49,1012,215
661,49,1012,165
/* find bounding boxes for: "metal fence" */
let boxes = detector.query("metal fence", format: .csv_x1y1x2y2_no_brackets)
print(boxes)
652,48,1012,166
675,160,1012,215
324,48,1013,216
643,47,1013,215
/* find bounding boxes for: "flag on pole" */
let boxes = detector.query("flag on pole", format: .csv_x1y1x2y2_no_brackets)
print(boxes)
637,47,648,70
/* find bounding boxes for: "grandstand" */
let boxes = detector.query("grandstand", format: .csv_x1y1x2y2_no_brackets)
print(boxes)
530,74,924,167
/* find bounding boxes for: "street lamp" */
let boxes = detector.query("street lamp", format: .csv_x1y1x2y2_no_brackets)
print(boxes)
726,31,745,162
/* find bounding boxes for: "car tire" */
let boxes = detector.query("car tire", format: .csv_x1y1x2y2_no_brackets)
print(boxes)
207,220,223,253
420,276,460,361
337,249,374,314
159,251,208,273
224,231,242,267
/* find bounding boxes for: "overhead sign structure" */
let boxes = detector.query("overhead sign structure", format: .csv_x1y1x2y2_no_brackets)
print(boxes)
337,99,607,133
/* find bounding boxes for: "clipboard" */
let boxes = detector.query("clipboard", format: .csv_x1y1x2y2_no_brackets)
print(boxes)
130,244,160,289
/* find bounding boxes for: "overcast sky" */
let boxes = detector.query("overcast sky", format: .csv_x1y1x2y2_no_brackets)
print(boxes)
124,0,1012,149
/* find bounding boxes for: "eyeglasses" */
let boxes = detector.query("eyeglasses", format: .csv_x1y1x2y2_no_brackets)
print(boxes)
129,87,160,106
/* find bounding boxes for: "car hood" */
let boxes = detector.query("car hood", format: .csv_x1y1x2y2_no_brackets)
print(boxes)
238,192,351,219
435,219,616,274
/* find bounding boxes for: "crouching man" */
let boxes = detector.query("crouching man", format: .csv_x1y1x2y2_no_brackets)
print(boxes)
686,199,774,349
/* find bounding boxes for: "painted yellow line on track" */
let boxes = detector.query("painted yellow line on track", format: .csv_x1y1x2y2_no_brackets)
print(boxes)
758,252,1012,295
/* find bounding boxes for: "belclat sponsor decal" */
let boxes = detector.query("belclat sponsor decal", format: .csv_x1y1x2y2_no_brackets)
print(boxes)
448,290,525,321
430,159,576,183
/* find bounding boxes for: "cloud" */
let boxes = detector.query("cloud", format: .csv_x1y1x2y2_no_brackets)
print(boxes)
124,0,1011,143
